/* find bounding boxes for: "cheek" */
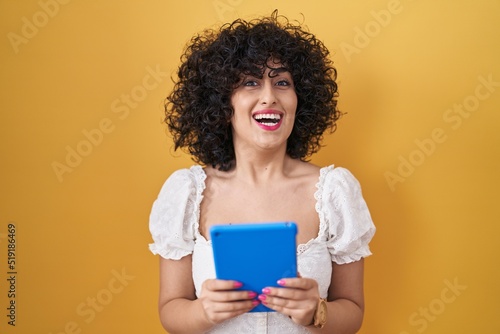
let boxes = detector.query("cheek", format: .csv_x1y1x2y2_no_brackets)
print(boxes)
287,93,298,113
230,94,244,114
231,94,255,118
229,94,237,111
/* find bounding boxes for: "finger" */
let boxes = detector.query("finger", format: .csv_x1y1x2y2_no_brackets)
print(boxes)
204,299,260,324
257,294,315,326
209,290,258,302
210,299,260,313
204,279,244,291
258,293,304,310
276,277,317,290
261,286,310,301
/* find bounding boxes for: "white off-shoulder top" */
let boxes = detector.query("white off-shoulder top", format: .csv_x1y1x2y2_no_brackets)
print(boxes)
149,165,375,334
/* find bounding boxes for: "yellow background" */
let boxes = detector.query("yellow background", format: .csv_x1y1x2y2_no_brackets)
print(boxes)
1,0,499,333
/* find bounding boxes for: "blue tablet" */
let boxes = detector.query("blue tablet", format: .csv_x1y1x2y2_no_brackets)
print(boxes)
210,222,298,312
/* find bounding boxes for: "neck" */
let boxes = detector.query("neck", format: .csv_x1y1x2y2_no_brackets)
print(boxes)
232,147,292,185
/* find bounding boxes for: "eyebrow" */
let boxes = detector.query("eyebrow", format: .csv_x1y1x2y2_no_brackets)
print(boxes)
236,65,290,83
267,66,289,78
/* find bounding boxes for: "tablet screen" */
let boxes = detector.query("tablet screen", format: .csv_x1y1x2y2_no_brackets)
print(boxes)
210,222,298,312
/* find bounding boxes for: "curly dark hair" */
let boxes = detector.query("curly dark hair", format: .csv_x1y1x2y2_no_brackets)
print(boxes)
165,10,341,171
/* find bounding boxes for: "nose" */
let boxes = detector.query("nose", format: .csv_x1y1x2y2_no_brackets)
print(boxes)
259,82,277,105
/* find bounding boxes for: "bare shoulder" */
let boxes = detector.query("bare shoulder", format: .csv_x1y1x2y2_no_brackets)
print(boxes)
203,165,234,183
285,159,321,179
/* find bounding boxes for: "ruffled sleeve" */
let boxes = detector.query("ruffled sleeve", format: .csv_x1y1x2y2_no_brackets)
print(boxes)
318,167,376,264
148,166,205,260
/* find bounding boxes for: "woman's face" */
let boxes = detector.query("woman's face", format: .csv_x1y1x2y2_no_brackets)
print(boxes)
230,63,298,154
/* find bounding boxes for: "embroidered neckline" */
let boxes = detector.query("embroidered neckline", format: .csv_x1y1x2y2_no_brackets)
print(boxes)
190,165,206,240
189,164,335,255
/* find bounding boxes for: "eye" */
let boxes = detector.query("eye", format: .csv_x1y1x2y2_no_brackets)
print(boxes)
243,80,258,86
276,79,292,87
241,77,259,87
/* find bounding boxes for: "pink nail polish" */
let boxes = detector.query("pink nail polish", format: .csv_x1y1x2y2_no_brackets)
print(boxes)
252,300,260,306
258,294,267,301
234,281,243,288
277,279,286,286
248,291,257,298
262,288,271,294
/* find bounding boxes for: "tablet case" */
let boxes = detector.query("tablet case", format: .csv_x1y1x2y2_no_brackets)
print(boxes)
210,222,298,312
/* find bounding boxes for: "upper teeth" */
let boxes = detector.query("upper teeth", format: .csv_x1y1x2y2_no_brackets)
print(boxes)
254,113,281,120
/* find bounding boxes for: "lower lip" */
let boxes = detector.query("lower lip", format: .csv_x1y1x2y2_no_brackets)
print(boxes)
254,119,283,131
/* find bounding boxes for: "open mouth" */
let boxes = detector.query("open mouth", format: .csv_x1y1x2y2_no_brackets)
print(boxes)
253,113,282,127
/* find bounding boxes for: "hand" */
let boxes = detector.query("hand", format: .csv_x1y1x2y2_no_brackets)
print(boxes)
258,275,320,327
199,279,260,325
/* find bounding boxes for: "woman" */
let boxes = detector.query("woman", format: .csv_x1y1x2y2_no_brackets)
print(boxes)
149,11,375,333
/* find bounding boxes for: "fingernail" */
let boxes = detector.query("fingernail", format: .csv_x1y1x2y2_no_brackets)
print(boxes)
258,294,267,301
234,281,243,288
248,291,257,298
277,279,286,286
252,300,260,306
262,288,271,294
